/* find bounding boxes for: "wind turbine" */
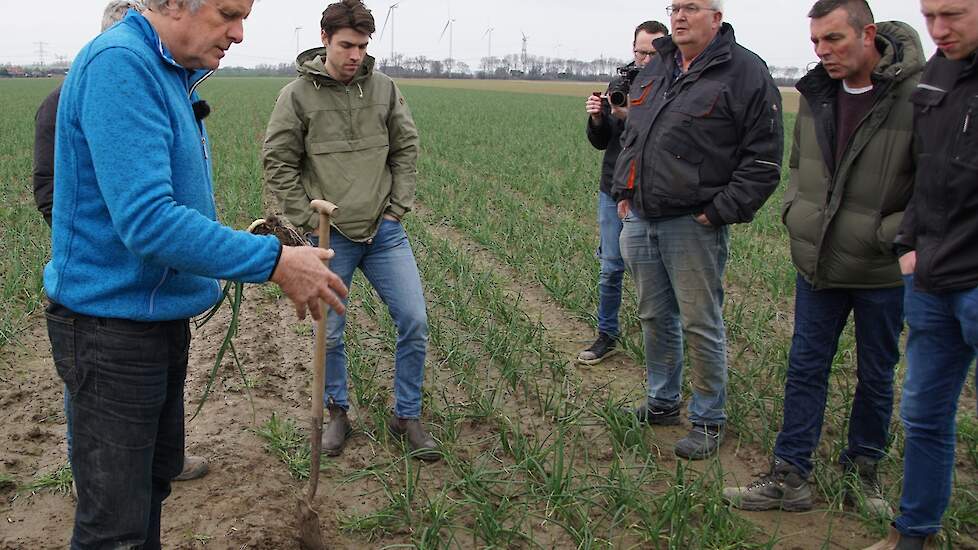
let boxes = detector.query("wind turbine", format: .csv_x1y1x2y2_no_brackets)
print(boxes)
482,27,494,73
294,26,303,55
438,17,455,77
378,2,400,67
521,31,529,73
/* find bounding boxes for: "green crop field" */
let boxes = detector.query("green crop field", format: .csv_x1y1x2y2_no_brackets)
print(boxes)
0,76,975,548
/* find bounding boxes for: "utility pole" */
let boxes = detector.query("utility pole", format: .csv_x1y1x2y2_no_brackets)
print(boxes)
35,41,49,68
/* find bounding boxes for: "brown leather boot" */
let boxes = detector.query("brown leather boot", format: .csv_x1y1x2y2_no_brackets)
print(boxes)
862,526,940,550
321,405,352,457
387,416,440,462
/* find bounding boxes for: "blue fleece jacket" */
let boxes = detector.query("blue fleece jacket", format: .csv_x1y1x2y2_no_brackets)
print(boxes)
44,11,281,321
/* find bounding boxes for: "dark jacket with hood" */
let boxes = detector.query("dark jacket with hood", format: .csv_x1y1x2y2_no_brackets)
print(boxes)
783,21,924,289
610,23,784,226
895,49,978,292
586,72,628,196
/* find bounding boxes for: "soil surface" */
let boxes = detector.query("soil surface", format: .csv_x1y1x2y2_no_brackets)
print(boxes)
0,213,972,549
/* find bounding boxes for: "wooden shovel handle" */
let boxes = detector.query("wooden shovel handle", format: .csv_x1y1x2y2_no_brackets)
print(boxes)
308,200,337,498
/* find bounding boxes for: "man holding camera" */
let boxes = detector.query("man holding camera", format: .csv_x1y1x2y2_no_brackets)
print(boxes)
612,0,783,459
579,20,668,365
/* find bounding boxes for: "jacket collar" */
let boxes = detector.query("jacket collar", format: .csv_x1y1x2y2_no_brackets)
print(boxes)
121,10,212,90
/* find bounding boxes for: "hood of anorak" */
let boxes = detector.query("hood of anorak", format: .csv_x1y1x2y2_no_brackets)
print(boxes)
294,47,375,85
873,21,925,83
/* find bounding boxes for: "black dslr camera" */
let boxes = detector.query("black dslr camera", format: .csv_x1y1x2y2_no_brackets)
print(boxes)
607,64,642,108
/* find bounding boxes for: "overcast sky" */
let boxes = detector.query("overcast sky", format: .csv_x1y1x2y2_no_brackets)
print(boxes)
0,0,936,70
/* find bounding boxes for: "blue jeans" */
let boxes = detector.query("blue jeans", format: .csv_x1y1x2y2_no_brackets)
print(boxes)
312,219,428,418
46,302,187,550
894,277,978,537
596,191,625,337
774,275,903,478
619,214,729,426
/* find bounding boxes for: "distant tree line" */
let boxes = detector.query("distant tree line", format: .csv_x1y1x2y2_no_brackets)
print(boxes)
214,56,806,86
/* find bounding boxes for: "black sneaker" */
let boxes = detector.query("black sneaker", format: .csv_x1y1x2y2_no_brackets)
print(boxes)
723,457,813,511
674,423,724,460
629,402,681,426
577,332,617,365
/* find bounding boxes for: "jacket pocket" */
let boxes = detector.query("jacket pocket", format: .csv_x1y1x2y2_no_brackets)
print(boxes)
650,131,703,204
309,134,390,154
950,94,978,171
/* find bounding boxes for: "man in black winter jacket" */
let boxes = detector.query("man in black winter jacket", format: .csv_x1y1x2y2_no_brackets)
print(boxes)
611,0,784,460
577,20,667,366
867,0,978,547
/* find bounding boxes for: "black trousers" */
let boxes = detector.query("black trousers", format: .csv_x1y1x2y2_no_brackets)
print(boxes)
46,302,189,550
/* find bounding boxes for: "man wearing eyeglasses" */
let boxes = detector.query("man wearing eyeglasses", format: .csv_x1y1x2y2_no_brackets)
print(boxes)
579,20,668,366
612,0,784,459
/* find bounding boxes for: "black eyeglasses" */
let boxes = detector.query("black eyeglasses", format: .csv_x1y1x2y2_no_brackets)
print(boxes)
666,3,718,17
634,50,657,58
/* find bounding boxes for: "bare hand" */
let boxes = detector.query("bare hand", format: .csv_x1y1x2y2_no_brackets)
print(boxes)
694,213,712,227
610,103,628,120
586,94,604,121
270,246,348,321
899,251,917,276
617,199,631,220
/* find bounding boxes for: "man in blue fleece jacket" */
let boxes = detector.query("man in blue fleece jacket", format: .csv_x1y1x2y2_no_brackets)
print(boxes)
44,1,347,547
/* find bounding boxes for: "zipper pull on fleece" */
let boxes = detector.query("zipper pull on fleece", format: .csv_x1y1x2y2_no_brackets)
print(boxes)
201,136,208,160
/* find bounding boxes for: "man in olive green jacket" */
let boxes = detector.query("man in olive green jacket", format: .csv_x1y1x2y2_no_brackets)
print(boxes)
263,0,438,462
725,0,922,515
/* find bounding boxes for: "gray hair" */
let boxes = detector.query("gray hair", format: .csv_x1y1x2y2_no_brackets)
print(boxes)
102,0,145,31
710,0,724,10
143,0,206,14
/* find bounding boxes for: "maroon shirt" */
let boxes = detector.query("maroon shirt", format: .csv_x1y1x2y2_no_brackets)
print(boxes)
835,84,877,168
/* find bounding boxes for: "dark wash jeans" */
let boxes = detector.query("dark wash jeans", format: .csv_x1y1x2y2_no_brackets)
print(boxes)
894,277,978,537
774,274,904,478
46,302,188,550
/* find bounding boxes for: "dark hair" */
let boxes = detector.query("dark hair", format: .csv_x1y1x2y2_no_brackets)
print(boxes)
321,0,376,38
808,0,874,32
634,20,669,43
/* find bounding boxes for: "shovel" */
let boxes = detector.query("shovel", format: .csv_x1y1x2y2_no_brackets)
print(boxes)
298,199,339,550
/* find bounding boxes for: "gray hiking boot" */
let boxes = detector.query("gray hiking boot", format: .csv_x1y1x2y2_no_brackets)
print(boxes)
321,405,353,457
723,457,813,511
577,333,618,365
173,455,209,481
675,423,724,460
628,402,681,426
388,416,441,462
843,455,892,517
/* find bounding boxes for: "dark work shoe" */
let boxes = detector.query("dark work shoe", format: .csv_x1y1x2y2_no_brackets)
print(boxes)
843,455,892,517
321,405,353,457
723,457,813,511
577,332,618,365
674,423,724,459
629,402,681,426
388,416,440,462
862,526,941,550
173,455,209,481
